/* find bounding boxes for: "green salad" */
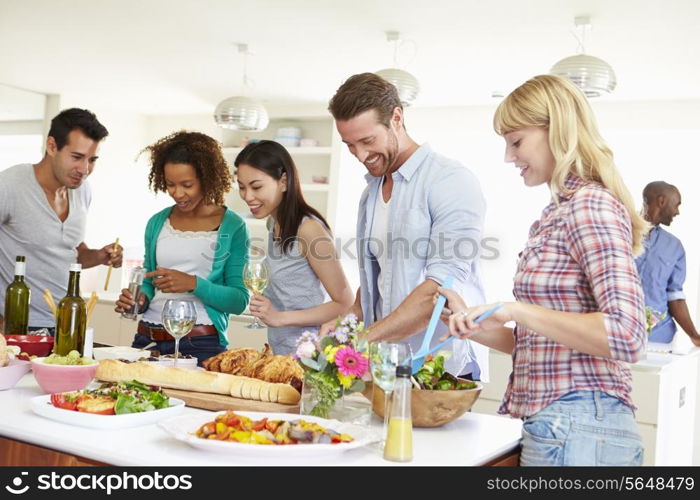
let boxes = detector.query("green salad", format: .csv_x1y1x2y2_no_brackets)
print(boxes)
92,380,170,414
414,355,477,390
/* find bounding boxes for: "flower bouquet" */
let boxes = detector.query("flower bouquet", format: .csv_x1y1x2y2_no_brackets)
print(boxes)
645,306,667,334
294,314,370,419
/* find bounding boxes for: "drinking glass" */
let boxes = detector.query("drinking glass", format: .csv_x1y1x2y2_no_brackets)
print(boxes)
369,342,412,448
161,299,196,367
243,257,270,329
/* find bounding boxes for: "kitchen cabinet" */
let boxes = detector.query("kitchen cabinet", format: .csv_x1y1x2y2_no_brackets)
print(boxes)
472,348,700,465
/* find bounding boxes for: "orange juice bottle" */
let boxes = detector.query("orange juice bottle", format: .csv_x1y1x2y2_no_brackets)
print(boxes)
383,365,413,462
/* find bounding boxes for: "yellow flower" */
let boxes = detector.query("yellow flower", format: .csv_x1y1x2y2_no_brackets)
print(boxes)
324,345,340,363
338,373,354,389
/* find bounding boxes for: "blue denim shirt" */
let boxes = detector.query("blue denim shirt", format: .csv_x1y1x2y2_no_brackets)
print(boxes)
635,226,686,343
356,144,490,380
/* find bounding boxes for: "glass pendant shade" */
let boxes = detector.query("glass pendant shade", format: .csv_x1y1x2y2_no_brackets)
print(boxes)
375,68,420,106
550,55,617,98
214,96,269,131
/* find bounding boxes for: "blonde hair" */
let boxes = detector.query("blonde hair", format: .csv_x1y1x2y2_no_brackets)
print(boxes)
493,74,648,254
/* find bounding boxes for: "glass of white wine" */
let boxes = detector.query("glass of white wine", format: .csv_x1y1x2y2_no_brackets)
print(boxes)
161,299,196,367
243,257,270,329
370,342,412,449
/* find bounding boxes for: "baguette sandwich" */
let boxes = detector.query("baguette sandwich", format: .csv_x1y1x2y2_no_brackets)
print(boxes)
96,359,300,404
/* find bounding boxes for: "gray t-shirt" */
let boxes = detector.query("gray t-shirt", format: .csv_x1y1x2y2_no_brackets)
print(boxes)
0,163,91,327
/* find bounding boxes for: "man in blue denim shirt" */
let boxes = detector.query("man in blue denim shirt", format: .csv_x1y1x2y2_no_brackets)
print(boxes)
323,73,489,380
636,181,700,346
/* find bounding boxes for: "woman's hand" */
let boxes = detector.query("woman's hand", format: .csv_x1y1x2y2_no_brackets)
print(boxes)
144,266,197,293
114,289,146,314
442,301,515,340
436,288,467,325
249,295,285,328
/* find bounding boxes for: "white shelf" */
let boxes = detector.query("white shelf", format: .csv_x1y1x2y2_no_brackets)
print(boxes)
301,183,330,192
223,146,332,156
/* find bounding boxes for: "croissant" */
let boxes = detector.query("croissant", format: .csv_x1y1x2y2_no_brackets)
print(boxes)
240,355,304,386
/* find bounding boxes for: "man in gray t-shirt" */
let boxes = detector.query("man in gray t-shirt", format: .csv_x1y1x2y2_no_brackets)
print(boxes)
0,108,123,330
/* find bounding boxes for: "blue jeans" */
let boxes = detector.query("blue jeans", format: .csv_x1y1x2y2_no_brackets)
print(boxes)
520,390,644,466
131,332,225,366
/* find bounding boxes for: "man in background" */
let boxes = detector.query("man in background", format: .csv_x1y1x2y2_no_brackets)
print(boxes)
636,181,700,346
0,108,122,334
322,72,489,380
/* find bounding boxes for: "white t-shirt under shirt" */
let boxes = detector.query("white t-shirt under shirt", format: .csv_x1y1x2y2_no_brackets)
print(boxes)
141,219,216,326
368,187,391,320
0,163,91,327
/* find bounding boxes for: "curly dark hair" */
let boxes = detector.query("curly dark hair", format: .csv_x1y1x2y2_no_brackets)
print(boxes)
143,131,231,206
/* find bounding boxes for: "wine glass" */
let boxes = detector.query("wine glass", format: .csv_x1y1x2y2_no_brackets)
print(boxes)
161,299,196,367
243,257,270,329
369,342,412,448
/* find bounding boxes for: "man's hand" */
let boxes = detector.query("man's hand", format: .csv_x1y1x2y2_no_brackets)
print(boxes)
144,266,197,293
97,242,123,267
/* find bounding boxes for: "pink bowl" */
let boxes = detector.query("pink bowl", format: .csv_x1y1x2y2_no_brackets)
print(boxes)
0,359,32,390
30,357,97,394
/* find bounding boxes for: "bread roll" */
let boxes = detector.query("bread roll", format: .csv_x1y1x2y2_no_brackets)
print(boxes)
96,359,300,404
0,334,9,368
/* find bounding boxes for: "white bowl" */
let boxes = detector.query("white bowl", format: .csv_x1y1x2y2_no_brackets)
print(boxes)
153,356,198,370
93,346,151,362
0,359,31,390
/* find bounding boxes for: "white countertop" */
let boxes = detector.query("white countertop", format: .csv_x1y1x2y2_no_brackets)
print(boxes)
0,375,522,466
632,345,700,372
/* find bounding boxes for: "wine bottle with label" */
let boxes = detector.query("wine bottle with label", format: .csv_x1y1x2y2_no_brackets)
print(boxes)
4,255,31,335
54,263,87,356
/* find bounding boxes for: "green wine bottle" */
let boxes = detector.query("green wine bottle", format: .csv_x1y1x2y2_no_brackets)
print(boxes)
4,255,31,335
54,263,86,356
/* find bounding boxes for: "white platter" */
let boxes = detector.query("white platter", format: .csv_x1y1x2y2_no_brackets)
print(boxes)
158,411,378,457
30,395,185,429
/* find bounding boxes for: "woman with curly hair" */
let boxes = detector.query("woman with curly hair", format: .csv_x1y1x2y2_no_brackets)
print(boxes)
114,131,249,364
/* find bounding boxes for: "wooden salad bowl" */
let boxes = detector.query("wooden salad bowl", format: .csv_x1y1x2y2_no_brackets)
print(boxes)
369,379,482,428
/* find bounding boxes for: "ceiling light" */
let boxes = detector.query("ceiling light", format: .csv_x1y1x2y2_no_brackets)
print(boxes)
214,44,269,131
375,31,420,106
550,16,617,98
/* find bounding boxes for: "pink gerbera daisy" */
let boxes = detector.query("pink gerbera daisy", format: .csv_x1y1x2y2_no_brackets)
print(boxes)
334,346,369,377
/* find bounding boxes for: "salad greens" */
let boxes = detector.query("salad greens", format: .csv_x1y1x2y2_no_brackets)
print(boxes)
413,355,477,391
95,380,170,414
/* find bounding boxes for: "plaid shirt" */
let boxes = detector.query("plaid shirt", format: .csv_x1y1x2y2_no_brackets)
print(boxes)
500,176,646,419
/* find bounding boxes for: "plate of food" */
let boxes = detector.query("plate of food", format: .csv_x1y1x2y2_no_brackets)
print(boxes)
30,380,185,429
158,410,378,457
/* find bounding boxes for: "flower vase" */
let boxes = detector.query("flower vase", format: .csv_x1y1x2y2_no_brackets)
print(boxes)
300,373,372,426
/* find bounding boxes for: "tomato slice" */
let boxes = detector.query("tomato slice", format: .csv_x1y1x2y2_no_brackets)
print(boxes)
251,418,268,432
50,393,80,411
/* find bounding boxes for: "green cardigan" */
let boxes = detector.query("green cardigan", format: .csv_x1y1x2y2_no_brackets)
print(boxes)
141,206,250,344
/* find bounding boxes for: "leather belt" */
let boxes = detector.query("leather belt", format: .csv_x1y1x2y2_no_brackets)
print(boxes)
137,322,218,342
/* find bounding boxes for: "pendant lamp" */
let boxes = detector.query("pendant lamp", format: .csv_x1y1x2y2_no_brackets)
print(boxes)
375,31,420,106
550,16,616,98
214,44,269,131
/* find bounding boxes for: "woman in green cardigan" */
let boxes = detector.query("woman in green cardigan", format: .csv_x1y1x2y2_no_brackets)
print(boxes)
114,131,249,364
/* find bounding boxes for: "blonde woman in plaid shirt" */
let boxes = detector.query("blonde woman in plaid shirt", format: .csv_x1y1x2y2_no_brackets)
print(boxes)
439,74,648,466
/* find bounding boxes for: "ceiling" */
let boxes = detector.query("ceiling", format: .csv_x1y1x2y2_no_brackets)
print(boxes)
1,0,699,115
